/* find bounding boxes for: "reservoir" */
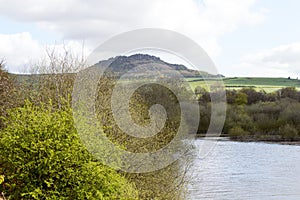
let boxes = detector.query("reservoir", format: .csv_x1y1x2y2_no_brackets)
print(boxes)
188,138,300,199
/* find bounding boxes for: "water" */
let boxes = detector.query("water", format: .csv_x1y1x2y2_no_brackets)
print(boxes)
188,138,300,200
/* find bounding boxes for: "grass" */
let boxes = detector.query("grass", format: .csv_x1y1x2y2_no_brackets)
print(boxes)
187,77,300,93
13,74,300,93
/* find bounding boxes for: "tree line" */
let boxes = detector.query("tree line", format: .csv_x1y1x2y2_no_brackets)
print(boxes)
196,86,300,141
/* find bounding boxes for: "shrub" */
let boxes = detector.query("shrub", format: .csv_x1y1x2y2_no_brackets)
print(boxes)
253,113,280,134
234,92,248,105
0,101,138,199
223,105,254,134
279,101,300,129
279,87,299,100
279,124,299,141
228,126,250,139
240,88,265,104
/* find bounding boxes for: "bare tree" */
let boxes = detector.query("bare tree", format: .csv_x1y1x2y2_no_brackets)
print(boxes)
28,44,86,108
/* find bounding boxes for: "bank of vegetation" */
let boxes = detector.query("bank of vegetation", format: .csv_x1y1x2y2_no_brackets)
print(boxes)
0,52,191,200
196,86,300,142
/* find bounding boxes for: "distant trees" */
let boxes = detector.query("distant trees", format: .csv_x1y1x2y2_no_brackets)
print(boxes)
278,87,299,100
226,88,270,105
225,87,300,106
196,86,300,141
240,88,266,104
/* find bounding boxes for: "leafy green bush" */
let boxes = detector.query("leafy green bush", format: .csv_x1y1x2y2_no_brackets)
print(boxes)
234,92,248,105
0,101,138,199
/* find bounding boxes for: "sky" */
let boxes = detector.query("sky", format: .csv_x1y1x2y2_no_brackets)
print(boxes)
0,0,299,77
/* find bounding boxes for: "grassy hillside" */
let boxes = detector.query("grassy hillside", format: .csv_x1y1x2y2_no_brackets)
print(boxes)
188,77,300,92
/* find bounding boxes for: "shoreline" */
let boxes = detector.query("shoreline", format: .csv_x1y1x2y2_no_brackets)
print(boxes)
234,138,300,146
196,134,300,146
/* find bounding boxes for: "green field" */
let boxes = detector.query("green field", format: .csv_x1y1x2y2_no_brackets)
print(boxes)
188,77,300,93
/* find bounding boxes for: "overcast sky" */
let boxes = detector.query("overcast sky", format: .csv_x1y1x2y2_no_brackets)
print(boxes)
0,0,299,77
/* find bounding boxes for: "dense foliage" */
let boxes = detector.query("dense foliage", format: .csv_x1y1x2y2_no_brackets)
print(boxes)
197,87,300,141
0,102,138,200
0,61,18,129
95,77,191,200
0,51,193,199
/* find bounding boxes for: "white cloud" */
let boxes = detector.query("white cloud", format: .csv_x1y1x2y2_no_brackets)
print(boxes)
0,0,266,66
229,43,300,77
0,32,90,73
0,32,44,73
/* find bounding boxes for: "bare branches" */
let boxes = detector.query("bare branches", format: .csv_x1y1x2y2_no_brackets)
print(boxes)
26,43,87,108
31,43,86,75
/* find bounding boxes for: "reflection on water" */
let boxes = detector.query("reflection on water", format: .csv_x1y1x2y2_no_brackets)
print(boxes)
188,138,300,200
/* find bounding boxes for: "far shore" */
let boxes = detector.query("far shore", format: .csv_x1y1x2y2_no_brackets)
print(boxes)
196,134,300,146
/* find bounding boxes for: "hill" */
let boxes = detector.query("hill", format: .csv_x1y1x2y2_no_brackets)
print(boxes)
11,54,222,84
94,54,221,78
